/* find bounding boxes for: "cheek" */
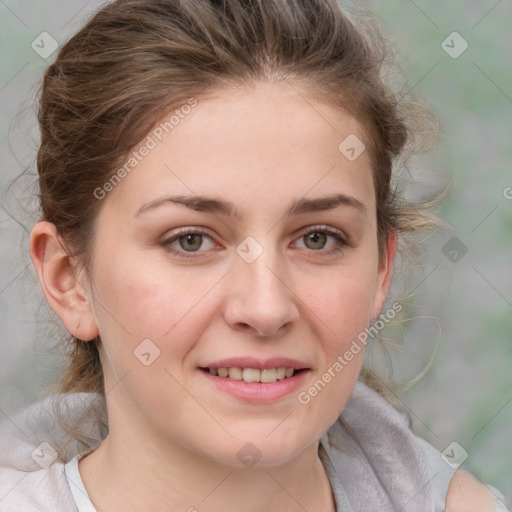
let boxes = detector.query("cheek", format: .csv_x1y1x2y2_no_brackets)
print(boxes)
301,265,377,349
294,272,374,435
90,245,225,360
299,269,375,402
88,267,235,460
89,249,216,415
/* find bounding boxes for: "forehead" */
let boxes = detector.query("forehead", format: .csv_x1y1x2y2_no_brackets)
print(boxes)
103,81,375,218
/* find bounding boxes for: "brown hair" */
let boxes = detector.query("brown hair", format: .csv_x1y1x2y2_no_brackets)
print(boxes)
36,0,441,418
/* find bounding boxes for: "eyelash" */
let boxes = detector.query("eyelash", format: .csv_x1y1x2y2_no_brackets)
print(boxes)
160,225,348,259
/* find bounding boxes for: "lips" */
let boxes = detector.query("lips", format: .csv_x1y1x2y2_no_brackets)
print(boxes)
199,360,310,402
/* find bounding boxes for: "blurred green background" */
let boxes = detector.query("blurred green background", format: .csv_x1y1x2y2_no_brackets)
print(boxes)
369,0,512,499
0,0,510,502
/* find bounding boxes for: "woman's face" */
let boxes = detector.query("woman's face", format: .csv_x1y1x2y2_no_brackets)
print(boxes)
84,81,395,467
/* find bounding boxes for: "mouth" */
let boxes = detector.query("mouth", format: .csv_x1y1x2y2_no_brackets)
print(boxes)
200,366,305,384
198,358,310,402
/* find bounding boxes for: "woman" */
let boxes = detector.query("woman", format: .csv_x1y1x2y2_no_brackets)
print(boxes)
0,0,509,510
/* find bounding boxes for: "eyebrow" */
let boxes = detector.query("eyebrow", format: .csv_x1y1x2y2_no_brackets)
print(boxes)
136,193,366,218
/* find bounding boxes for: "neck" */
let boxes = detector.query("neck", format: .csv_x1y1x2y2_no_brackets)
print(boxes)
78,428,335,512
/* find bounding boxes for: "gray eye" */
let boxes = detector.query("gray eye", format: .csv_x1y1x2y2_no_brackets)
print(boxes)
303,231,328,250
178,234,203,252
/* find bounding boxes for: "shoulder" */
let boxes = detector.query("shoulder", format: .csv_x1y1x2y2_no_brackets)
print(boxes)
446,470,501,512
0,462,77,511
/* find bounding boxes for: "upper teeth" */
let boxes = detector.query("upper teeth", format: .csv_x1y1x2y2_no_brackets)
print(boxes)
209,367,295,383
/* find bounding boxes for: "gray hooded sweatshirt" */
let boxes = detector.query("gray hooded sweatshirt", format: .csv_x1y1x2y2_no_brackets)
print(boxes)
0,381,509,511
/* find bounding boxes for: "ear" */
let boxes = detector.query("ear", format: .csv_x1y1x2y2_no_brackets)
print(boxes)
370,231,398,323
29,221,99,341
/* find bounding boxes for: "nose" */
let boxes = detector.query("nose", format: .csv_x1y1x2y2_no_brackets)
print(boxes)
223,246,300,338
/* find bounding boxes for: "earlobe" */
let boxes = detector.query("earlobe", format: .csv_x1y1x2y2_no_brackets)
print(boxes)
29,221,99,341
369,231,398,323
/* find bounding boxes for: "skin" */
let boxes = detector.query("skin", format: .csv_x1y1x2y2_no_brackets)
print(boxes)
30,81,498,511
446,470,500,512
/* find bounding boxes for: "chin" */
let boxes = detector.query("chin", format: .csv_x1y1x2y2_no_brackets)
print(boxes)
200,433,312,470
